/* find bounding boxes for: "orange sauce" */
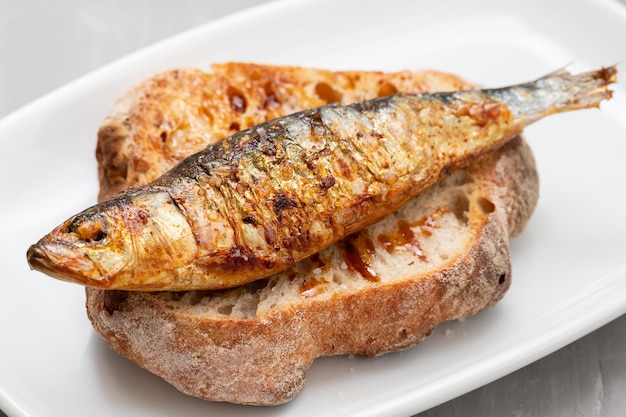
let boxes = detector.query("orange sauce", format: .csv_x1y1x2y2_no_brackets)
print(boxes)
299,276,329,297
340,234,379,282
376,206,450,261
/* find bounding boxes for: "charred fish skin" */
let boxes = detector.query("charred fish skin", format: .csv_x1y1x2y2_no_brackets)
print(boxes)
27,67,616,291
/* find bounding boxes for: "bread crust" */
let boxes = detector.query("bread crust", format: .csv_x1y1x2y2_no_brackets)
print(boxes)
87,64,538,405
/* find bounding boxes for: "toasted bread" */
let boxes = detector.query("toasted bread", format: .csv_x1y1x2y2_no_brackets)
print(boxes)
87,64,538,405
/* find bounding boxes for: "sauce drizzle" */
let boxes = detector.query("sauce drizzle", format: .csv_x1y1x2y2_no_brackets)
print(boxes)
377,206,451,262
340,234,379,282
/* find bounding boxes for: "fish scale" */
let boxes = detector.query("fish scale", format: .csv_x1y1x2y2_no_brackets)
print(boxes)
27,66,616,291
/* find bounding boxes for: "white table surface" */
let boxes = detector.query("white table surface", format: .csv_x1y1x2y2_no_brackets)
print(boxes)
1,1,625,416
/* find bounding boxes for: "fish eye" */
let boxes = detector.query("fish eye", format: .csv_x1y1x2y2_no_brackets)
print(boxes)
67,215,108,244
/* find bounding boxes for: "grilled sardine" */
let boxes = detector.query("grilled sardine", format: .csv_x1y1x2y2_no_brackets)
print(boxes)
27,66,616,291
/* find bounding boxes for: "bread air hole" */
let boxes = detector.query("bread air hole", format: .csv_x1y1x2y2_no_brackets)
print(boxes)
377,83,398,97
315,82,343,103
263,81,281,109
167,292,185,302
332,270,346,286
478,197,496,214
217,304,234,315
227,86,247,113
237,294,261,318
449,191,470,225
187,291,206,306
448,170,474,186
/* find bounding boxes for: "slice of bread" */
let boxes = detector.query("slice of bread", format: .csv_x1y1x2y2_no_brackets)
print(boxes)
87,64,538,405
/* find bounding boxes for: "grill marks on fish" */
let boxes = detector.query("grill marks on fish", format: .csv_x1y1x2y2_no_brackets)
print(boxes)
272,193,298,221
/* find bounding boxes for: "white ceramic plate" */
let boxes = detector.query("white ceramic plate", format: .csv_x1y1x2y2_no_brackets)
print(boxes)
2,0,626,416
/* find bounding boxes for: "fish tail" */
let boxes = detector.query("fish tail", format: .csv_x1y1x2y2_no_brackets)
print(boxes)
488,65,617,120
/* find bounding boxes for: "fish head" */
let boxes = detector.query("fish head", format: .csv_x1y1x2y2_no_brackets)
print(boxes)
27,189,198,289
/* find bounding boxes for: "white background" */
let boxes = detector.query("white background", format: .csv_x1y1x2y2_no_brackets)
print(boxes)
1,1,625,416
